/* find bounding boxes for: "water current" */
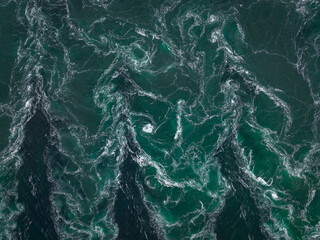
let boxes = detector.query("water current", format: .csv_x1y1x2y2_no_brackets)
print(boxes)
0,0,319,239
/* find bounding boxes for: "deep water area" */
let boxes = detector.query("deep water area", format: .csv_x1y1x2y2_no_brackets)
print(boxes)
0,0,319,239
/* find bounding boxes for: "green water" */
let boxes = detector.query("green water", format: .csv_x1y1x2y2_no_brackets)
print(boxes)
0,0,319,239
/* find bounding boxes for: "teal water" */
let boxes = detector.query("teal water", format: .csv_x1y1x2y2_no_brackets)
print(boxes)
0,0,319,239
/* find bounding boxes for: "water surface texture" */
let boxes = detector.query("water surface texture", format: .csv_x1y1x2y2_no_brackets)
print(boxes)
0,0,319,239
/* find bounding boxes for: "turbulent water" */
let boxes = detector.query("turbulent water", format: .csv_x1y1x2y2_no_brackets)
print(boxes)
0,0,319,239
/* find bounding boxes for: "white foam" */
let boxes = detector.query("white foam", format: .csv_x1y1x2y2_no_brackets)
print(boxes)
174,100,184,141
136,28,146,37
210,30,221,43
271,192,279,200
25,99,31,108
245,169,272,186
209,15,219,23
174,114,181,140
159,177,184,188
135,155,148,167
142,123,153,133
